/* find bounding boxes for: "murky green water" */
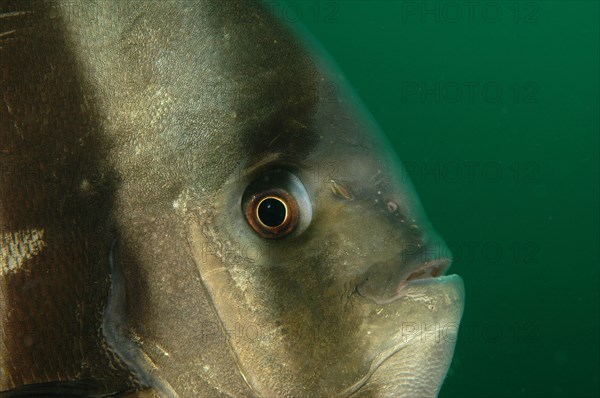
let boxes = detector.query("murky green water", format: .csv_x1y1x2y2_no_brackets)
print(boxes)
280,1,599,396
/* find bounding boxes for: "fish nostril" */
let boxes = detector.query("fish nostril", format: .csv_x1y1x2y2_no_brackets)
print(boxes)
386,200,398,213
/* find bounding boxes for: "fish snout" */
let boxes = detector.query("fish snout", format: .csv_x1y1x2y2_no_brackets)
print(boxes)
355,240,453,305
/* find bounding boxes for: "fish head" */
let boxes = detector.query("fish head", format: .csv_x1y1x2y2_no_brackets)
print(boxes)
184,19,465,398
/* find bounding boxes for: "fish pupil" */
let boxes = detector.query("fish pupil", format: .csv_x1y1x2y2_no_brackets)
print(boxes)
258,197,286,227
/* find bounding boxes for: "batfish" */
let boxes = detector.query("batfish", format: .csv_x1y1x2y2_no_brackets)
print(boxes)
0,1,464,397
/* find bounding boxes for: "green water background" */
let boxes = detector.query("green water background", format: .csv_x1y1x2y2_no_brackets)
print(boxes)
278,1,600,397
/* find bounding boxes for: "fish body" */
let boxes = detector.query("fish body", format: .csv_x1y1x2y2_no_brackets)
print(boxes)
0,1,464,397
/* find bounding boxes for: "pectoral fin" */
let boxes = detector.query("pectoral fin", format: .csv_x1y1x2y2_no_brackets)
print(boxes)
102,239,179,398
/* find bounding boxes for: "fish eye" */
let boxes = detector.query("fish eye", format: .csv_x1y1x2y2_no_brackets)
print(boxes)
242,170,312,239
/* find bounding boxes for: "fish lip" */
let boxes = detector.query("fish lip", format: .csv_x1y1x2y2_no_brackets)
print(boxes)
405,257,451,283
397,257,452,293
355,255,453,305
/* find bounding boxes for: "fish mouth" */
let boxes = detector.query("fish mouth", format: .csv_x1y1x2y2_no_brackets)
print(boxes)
356,254,453,305
395,257,452,298
405,257,451,283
